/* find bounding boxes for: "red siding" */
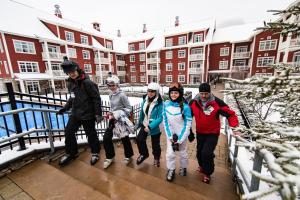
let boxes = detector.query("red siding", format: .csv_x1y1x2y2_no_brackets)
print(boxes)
59,26,92,46
193,31,205,42
165,34,188,46
41,21,58,37
209,43,232,71
0,34,10,78
93,36,105,46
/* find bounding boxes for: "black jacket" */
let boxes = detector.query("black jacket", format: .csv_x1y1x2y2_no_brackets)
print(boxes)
64,71,102,120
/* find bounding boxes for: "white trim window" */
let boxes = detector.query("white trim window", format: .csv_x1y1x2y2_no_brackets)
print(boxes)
129,44,135,51
140,64,146,72
219,61,228,69
178,50,186,58
26,81,39,92
82,50,90,59
68,48,77,58
13,40,36,54
236,46,248,53
80,35,89,45
139,54,145,61
178,36,186,45
130,65,136,72
220,47,229,56
84,64,92,73
191,61,203,68
166,38,173,47
194,34,203,43
0,39,4,53
257,57,275,67
178,75,185,83
65,31,75,42
166,75,172,82
139,42,145,50
166,51,173,59
166,63,173,71
178,62,185,70
18,61,39,73
131,76,136,82
106,41,113,50
191,48,203,55
140,76,146,82
110,54,114,61
130,55,135,62
233,60,246,66
259,40,277,51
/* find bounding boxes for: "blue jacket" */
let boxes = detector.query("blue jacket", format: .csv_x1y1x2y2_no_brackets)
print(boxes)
137,95,163,135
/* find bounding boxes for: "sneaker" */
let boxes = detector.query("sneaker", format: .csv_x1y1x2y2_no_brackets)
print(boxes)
179,168,187,176
202,174,210,184
90,154,99,165
153,159,160,167
103,158,114,169
59,154,78,166
123,157,132,165
197,166,204,174
166,169,175,182
136,155,148,165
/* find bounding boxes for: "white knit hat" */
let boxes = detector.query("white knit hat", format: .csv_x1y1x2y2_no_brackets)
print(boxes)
106,75,120,85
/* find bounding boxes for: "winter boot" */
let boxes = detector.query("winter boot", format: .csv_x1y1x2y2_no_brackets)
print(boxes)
90,154,99,165
197,166,204,174
179,168,187,176
123,157,132,165
202,174,210,184
136,155,148,165
59,154,78,166
153,159,160,167
166,169,175,182
103,158,114,169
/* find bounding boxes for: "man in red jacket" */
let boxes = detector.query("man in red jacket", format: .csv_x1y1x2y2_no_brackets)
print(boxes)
189,83,238,184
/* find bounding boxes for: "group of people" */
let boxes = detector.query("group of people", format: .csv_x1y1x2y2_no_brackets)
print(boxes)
57,57,239,184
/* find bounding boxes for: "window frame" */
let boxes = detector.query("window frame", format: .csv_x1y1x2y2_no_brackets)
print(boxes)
220,47,229,56
219,60,228,69
18,61,39,73
65,31,75,42
13,40,36,54
178,50,186,58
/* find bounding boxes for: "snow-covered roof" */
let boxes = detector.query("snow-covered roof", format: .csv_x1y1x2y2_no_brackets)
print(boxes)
91,37,108,51
14,73,53,80
212,22,262,43
146,32,165,52
112,36,129,54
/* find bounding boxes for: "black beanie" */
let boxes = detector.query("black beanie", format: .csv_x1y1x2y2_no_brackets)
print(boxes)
199,83,211,93
169,82,184,101
61,56,79,73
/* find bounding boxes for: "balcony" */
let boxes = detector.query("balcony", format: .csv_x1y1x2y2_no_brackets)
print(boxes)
42,52,66,61
147,58,160,64
94,57,110,65
290,38,300,48
233,52,251,59
117,71,126,76
189,54,204,61
116,60,125,66
96,70,109,76
286,62,300,67
232,65,250,71
147,69,159,76
189,68,202,74
46,70,66,77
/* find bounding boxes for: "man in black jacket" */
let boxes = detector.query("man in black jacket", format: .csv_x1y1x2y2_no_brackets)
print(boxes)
57,57,103,166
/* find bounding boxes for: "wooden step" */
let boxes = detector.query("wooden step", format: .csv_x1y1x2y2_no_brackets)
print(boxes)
51,158,167,200
8,160,110,200
78,149,208,200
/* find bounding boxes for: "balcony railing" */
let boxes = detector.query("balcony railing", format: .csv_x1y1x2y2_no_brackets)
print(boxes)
147,69,159,75
42,52,67,61
116,60,125,66
286,62,300,67
232,65,250,71
96,70,109,76
189,54,204,61
147,58,160,64
289,38,300,48
189,68,202,74
94,57,110,65
233,52,251,59
117,71,126,76
45,70,66,77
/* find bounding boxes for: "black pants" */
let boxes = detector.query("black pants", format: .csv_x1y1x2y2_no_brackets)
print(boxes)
103,120,134,159
196,134,219,175
136,127,161,160
65,115,100,156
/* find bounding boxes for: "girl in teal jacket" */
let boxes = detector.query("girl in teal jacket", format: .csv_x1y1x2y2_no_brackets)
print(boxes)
135,83,163,167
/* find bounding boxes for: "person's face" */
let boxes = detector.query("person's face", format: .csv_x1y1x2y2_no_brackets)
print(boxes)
67,70,79,79
170,91,180,101
199,92,210,101
107,84,117,92
147,89,156,98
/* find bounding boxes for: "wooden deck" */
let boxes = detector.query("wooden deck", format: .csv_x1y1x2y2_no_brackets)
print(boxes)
0,83,239,200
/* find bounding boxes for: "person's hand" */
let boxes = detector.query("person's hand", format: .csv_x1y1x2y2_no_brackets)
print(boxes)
95,115,104,123
134,124,139,131
144,126,150,133
233,131,241,136
57,108,66,115
188,130,195,142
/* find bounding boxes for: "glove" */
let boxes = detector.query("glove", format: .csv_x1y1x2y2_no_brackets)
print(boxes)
188,130,195,142
134,124,140,131
57,108,66,115
95,115,104,123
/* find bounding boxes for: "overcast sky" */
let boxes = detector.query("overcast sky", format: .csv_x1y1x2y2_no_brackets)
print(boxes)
19,0,294,36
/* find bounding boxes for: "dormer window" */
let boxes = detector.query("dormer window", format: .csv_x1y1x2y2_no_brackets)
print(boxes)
80,35,89,45
166,38,173,47
194,34,203,43
178,36,186,45
106,41,113,50
65,31,75,42
139,42,145,50
129,44,135,51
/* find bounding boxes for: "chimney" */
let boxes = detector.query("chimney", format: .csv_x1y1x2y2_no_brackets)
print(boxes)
117,29,121,37
92,22,101,31
54,5,62,18
143,24,147,33
175,16,179,27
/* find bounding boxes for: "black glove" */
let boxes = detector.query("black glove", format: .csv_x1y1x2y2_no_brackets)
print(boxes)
95,115,104,123
57,108,66,115
188,130,195,142
172,134,179,152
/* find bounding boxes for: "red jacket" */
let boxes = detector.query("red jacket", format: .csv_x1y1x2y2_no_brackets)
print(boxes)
189,95,238,135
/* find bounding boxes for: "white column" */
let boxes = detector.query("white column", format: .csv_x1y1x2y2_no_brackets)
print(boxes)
229,43,235,78
108,51,112,72
145,52,148,84
156,51,159,83
44,41,56,92
65,44,69,58
19,79,26,93
204,45,209,82
249,36,256,77
283,33,293,63
1,32,14,78
97,50,103,85
187,47,190,84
